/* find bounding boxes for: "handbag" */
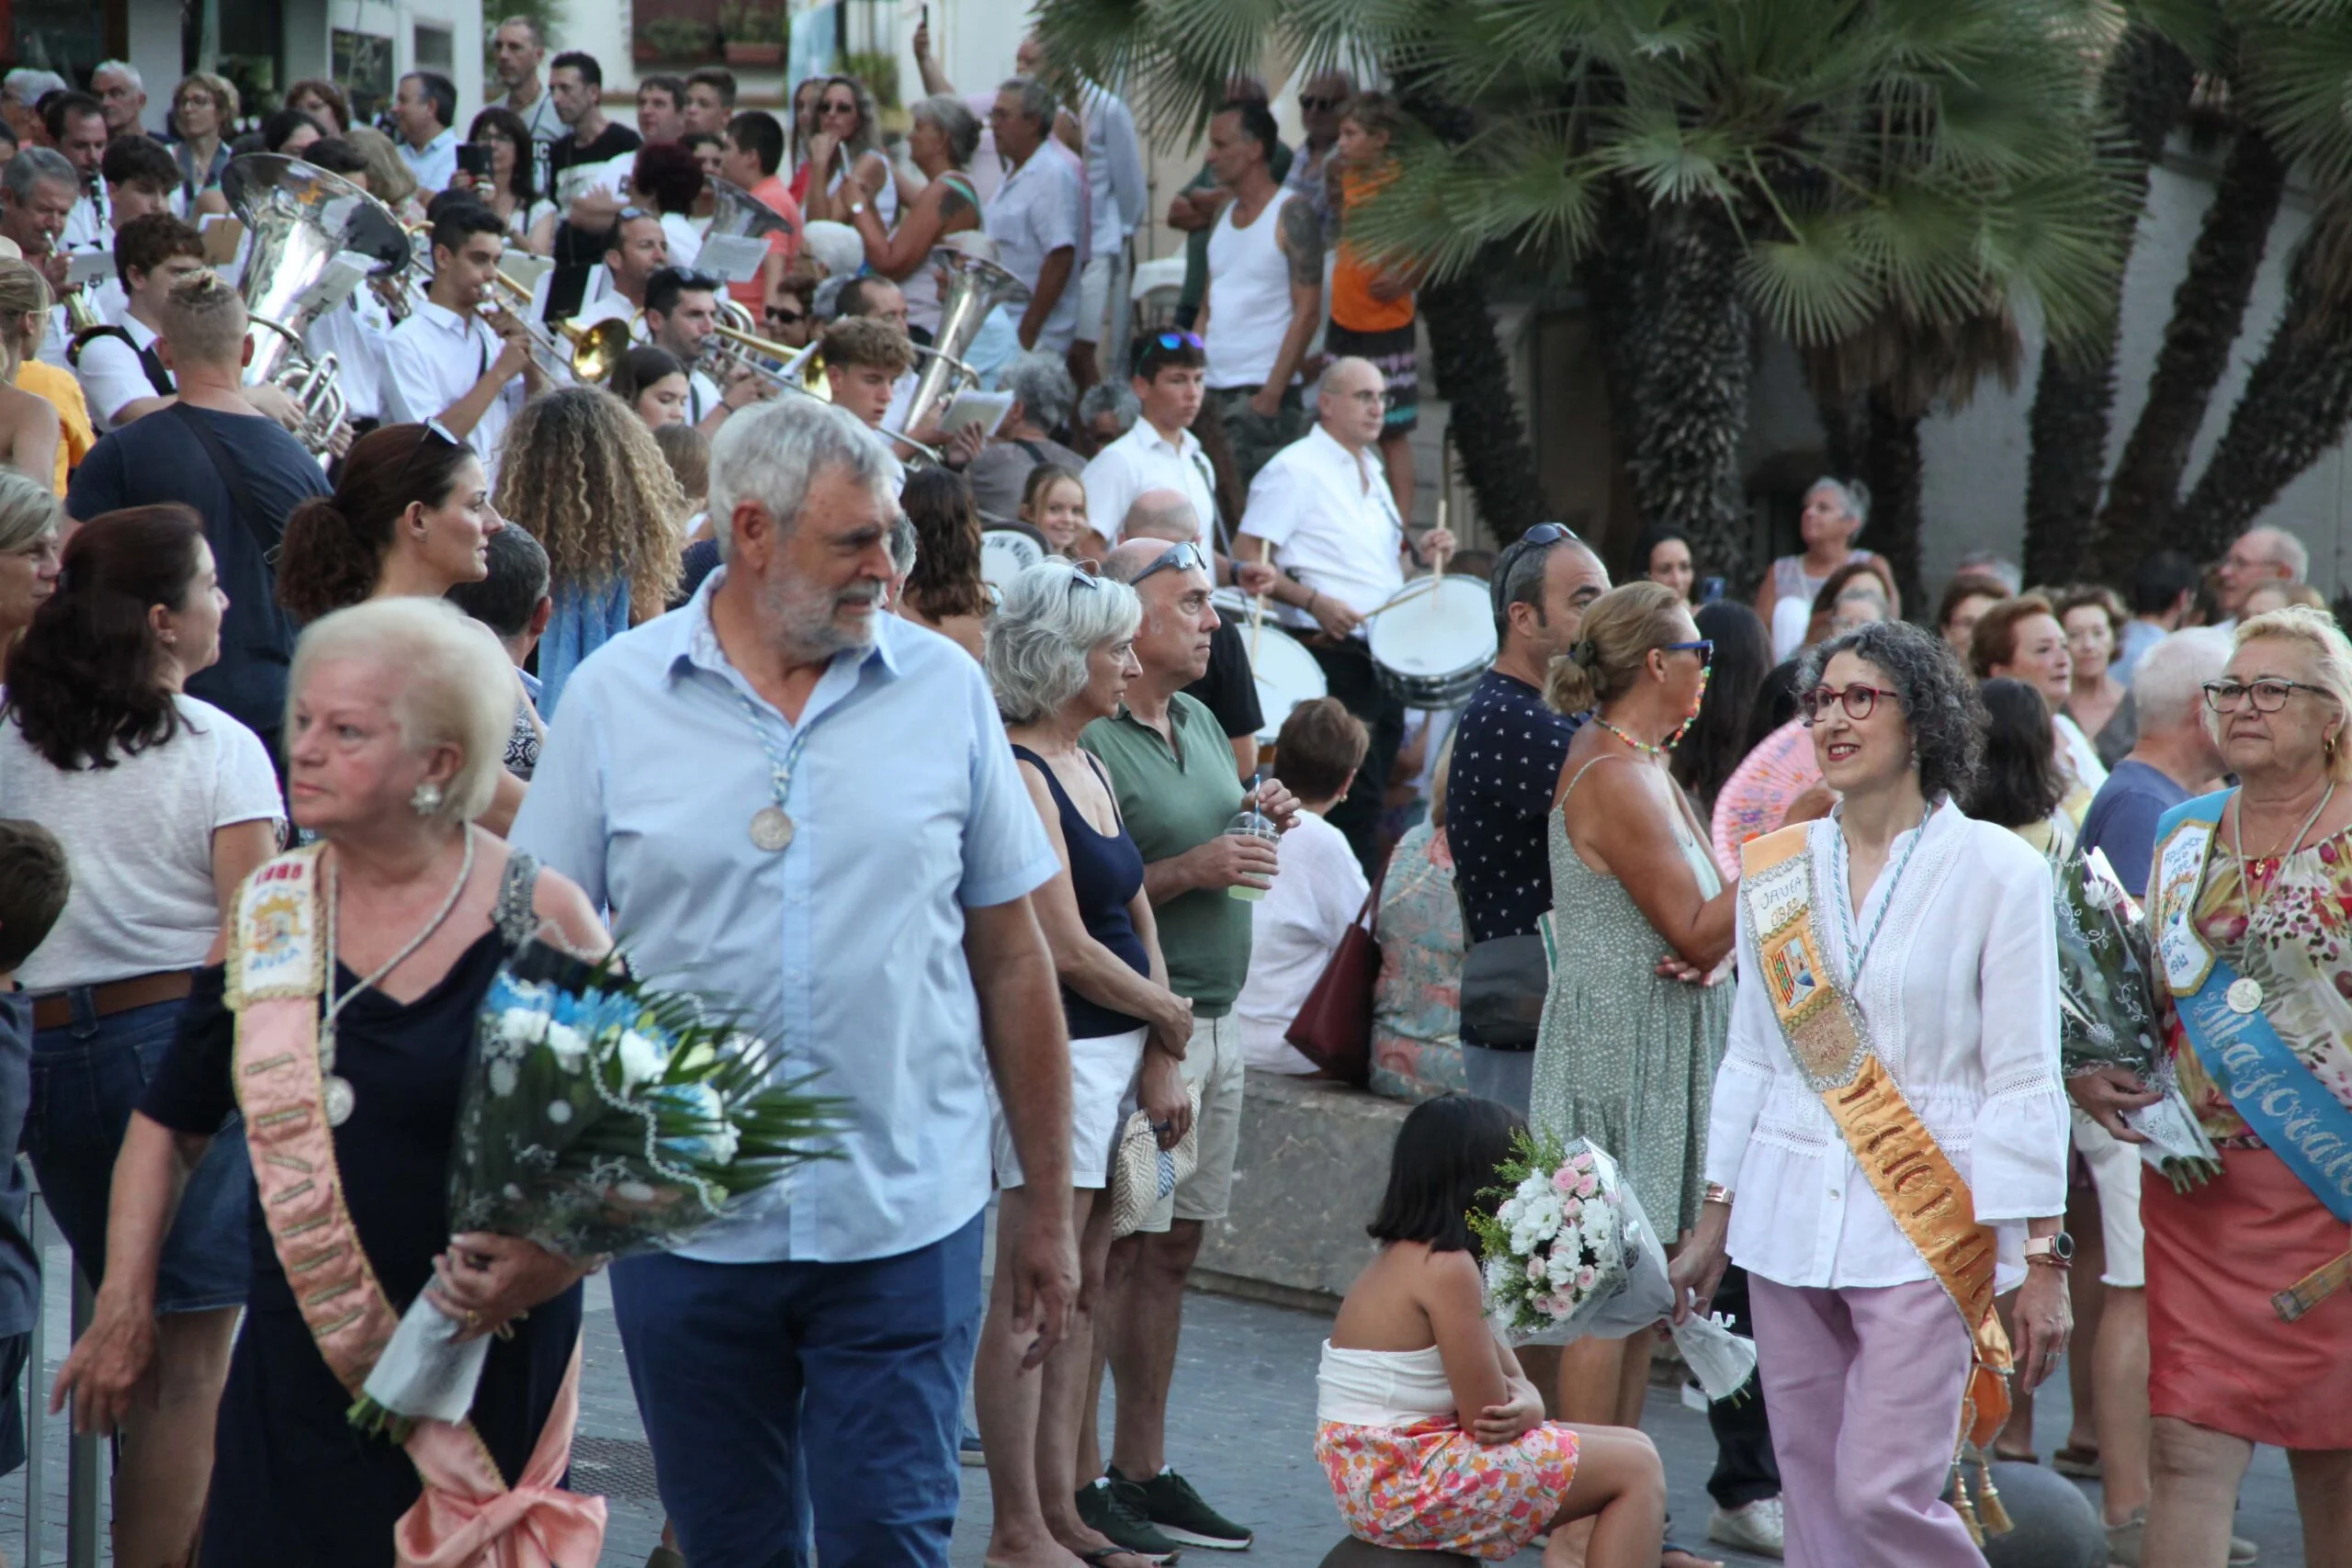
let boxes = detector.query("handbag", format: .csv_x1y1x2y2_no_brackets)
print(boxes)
1108,1085,1203,1240
1284,865,1388,1086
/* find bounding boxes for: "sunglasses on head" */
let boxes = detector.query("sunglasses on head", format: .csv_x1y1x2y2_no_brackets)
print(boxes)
1487,522,1582,612
1131,540,1206,587
391,418,464,491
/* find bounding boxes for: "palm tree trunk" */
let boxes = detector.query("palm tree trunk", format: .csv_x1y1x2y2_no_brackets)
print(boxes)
2175,227,2352,560
1861,391,1925,615
2019,28,2196,584
2090,128,2288,571
1419,273,1553,541
1587,203,1754,587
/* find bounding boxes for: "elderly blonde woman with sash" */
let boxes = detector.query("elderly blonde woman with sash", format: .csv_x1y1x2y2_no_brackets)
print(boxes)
1671,619,2074,1564
2118,605,2352,1566
52,598,612,1566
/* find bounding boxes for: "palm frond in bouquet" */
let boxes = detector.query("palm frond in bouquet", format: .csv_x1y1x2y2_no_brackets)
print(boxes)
351,939,843,1439
2056,849,2220,1191
1469,1132,1756,1404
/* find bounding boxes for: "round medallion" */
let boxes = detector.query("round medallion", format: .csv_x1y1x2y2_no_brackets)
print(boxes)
2227,976,2265,1015
750,806,796,852
324,1074,357,1126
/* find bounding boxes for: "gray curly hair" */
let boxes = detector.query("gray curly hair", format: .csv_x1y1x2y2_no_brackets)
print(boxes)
1795,618,1983,806
985,558,1141,725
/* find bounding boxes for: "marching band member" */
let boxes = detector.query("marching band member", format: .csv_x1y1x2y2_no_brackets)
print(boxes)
1,150,81,370
640,264,768,436
44,94,109,251
300,138,399,443
820,314,913,488
571,209,668,334
383,205,543,479
72,213,205,430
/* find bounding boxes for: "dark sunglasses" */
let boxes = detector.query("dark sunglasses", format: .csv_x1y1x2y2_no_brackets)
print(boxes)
391,418,464,490
1131,540,1206,587
1487,522,1583,612
1299,94,1343,112
765,307,807,326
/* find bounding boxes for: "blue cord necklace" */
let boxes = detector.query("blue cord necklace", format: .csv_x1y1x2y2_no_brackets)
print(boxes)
1828,800,1936,988
733,687,815,852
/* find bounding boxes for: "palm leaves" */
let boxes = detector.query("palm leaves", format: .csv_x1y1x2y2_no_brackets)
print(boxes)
1038,0,2130,575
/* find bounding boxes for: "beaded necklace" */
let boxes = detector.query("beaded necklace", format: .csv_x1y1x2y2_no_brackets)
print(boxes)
1828,800,1935,989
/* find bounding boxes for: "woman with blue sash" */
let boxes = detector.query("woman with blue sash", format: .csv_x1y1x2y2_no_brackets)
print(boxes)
2134,604,2352,1563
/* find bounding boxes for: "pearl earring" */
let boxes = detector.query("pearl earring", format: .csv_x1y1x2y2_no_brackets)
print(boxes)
411,781,444,816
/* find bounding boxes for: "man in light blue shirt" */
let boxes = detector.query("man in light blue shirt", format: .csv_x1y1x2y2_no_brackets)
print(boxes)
512,398,1076,1568
393,71,460,193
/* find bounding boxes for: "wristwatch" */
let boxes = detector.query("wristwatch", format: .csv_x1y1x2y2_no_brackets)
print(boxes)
2022,1232,2075,1269
846,198,868,218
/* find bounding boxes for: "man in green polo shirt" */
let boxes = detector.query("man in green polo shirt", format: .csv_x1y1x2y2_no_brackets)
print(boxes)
1077,536,1301,1556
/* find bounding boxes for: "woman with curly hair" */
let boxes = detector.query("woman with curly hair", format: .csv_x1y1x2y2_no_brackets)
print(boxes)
1675,618,2073,1565
492,386,683,716
895,465,989,660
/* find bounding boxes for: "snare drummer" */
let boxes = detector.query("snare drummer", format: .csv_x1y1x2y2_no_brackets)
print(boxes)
1230,356,1452,869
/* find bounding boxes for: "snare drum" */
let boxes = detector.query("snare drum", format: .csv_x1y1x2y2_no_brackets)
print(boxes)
980,526,1047,588
1367,577,1498,708
1212,589,1328,741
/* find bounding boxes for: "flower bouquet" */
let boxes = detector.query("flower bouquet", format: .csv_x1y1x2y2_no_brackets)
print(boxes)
1469,1134,1756,1403
350,939,841,1439
2055,848,2221,1190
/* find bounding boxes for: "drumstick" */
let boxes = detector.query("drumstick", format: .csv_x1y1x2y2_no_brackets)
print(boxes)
1432,495,1447,588
1250,536,1270,663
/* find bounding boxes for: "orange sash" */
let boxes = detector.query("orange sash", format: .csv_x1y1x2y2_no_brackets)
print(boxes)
226,847,606,1568
1741,825,2014,1450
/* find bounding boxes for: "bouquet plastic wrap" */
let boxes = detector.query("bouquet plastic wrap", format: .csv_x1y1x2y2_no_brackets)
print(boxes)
1469,1134,1756,1403
351,940,841,1438
2055,848,2221,1190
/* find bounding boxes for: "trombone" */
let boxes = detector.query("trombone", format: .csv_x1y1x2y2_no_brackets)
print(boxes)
482,268,630,385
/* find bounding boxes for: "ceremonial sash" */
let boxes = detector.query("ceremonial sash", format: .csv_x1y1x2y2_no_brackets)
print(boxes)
1739,825,2013,1450
226,847,606,1568
2149,791,2352,1225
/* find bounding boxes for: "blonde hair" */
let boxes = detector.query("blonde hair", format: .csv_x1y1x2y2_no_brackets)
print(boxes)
2225,605,2352,783
1545,580,1690,715
175,71,240,124
0,259,47,374
288,598,514,826
492,387,684,619
346,127,418,209
157,271,248,367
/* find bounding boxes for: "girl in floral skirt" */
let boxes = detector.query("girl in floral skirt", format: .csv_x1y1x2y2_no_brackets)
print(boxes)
1316,1096,1666,1564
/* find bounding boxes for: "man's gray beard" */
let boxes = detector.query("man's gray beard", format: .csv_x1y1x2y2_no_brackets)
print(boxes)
760,566,881,662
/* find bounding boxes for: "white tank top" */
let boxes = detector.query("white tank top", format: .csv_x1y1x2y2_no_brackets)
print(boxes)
1316,1340,1456,1427
830,157,899,226
1204,186,1298,391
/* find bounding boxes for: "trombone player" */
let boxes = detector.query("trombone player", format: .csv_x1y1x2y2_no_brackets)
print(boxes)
641,263,772,437
384,203,544,477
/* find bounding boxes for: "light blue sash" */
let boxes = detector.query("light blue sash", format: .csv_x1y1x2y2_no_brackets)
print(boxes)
2151,790,2352,1223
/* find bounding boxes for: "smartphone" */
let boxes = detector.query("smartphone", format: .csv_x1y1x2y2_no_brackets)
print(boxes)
456,143,492,180
1700,576,1726,604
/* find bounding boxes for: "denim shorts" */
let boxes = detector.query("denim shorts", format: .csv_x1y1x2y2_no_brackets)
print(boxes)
28,994,251,1313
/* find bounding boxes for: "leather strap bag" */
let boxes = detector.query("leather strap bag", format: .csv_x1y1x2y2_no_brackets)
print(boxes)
1284,865,1387,1085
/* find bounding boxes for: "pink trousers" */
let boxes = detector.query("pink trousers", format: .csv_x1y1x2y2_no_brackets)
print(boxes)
1748,1275,1985,1568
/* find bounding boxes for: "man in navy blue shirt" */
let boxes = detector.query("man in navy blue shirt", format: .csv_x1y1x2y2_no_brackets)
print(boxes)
2080,628,2230,900
1443,523,1607,1111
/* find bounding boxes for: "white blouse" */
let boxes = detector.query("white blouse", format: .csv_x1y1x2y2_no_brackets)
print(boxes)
1705,800,2070,1294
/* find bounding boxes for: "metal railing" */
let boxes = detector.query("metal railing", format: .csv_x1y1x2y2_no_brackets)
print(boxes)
23,1191,104,1568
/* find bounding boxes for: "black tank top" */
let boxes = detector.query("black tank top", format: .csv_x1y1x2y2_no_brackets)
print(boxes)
1012,745,1152,1039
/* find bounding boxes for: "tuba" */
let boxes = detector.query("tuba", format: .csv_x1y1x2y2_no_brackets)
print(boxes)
893,246,1031,454
222,153,411,454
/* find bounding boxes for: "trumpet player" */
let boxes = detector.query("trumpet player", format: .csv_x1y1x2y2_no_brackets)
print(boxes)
384,204,544,477
45,93,110,251
641,265,770,436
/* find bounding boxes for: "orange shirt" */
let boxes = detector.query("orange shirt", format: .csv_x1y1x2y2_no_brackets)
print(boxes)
1331,166,1415,334
729,175,806,312
16,361,92,496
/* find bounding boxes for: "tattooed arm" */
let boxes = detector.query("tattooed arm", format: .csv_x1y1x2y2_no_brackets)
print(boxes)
1251,195,1327,417
852,170,978,277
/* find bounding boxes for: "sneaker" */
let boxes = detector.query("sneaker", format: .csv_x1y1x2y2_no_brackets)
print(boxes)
1111,1465,1252,1551
2231,1534,2258,1566
1706,1497,1783,1558
1075,1476,1182,1562
958,1425,985,1468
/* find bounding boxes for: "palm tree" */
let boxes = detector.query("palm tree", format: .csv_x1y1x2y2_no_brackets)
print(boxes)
1035,0,2126,583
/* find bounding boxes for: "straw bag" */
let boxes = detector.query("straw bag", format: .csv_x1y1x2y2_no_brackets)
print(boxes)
1109,1085,1202,1239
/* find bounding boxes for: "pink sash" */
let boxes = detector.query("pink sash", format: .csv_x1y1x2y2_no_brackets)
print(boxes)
226,847,606,1568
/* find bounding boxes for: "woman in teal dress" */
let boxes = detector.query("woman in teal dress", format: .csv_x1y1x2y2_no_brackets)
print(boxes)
1529,581,1737,1454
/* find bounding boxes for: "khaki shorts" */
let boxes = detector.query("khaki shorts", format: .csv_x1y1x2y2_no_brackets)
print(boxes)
1075,252,1115,346
2072,1105,2146,1288
1131,1012,1245,1232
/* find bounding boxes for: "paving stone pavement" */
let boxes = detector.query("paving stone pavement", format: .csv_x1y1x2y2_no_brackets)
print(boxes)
0,1240,2309,1565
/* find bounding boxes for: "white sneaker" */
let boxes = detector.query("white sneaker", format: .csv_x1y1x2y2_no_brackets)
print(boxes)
1707,1497,1784,1558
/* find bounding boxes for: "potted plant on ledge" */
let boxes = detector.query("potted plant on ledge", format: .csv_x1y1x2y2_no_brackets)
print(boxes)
720,0,786,65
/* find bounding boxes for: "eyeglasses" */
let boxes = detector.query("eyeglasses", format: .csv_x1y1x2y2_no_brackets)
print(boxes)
1299,94,1343,112
1661,638,1713,668
766,307,807,326
390,418,463,491
2203,678,2337,714
1130,540,1206,588
1800,683,1903,724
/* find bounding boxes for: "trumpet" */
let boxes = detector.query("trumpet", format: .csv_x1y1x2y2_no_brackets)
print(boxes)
700,315,830,400
483,268,629,385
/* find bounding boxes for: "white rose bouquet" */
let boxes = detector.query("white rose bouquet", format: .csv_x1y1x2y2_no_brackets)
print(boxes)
350,938,841,1439
1469,1133,1756,1403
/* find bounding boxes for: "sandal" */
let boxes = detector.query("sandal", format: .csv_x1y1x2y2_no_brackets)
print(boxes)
2052,1442,2102,1479
1077,1551,1164,1568
1993,1447,2040,1464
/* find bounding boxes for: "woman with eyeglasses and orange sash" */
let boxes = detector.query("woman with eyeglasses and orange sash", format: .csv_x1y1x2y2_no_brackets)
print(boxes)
2098,605,2352,1565
1673,617,2073,1564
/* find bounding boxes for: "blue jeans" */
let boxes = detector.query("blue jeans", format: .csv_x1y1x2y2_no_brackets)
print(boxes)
609,1212,986,1568
28,993,251,1312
